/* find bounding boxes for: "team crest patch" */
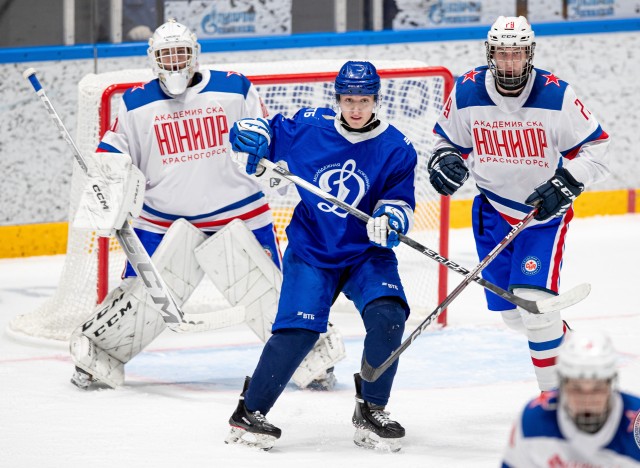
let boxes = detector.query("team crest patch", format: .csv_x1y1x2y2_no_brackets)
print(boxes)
521,256,541,275
634,411,640,449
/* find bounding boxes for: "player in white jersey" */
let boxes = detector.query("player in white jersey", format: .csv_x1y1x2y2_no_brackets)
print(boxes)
502,330,640,466
223,61,417,452
68,19,343,392
428,16,610,392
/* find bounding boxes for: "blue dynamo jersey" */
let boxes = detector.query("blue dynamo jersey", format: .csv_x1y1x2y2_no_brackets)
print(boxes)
266,107,417,268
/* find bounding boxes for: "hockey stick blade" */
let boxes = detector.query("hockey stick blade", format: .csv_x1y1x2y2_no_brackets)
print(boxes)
258,158,589,314
536,283,591,313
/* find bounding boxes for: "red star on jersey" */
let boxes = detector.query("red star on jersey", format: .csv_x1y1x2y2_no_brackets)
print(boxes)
625,408,640,432
542,73,560,87
528,390,557,410
462,69,480,84
130,83,146,92
226,71,243,78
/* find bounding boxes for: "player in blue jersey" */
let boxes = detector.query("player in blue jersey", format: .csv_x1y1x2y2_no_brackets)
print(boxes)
68,19,342,393
503,330,640,466
428,16,610,392
224,61,418,452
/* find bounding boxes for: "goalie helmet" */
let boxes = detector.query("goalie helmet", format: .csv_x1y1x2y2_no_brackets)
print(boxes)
557,330,618,434
334,61,381,98
147,19,200,97
485,16,536,92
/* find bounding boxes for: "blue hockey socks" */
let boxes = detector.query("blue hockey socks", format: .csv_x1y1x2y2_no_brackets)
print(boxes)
244,328,319,414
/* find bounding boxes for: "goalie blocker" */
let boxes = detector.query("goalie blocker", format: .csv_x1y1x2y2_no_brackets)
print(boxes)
70,219,345,390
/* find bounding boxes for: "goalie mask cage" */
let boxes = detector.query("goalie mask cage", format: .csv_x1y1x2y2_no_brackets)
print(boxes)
8,60,453,342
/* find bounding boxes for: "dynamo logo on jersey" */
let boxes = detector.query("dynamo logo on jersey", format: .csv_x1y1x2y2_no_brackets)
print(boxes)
316,159,367,218
521,256,541,276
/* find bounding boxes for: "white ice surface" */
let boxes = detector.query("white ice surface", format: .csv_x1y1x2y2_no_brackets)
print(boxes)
1,215,639,467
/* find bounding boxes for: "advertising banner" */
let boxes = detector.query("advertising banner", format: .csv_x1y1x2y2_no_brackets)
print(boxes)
389,0,517,29
164,0,292,37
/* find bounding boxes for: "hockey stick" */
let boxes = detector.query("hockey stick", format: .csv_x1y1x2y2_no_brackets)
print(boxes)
359,208,536,382
258,158,590,314
23,68,192,332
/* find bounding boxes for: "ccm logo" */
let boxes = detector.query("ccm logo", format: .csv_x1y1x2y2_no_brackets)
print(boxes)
92,185,109,210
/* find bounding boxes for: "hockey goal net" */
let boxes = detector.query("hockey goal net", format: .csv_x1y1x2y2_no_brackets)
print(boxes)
8,60,453,342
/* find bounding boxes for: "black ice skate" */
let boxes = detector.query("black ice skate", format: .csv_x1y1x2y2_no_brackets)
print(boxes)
225,377,282,451
352,373,405,452
70,366,94,390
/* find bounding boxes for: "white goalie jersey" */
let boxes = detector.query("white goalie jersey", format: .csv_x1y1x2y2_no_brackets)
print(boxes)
97,68,272,234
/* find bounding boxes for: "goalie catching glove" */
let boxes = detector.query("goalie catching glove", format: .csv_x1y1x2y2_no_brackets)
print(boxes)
229,117,272,176
525,167,584,221
366,204,409,248
74,152,145,237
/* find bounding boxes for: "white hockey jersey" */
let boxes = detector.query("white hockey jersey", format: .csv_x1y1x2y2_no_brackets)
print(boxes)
502,390,640,467
433,66,610,225
97,69,272,234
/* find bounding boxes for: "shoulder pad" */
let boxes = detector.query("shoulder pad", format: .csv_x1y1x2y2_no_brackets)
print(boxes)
455,66,493,110
524,68,568,111
292,107,336,124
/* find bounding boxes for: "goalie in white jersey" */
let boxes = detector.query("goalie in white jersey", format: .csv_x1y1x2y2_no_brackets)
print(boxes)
428,16,610,392
502,330,640,466
69,19,344,391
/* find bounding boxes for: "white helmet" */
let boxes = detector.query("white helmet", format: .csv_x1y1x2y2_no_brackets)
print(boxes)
147,19,200,97
557,330,618,433
557,330,617,381
485,16,536,92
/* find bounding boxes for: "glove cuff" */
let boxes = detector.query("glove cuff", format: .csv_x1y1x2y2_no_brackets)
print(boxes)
556,167,584,193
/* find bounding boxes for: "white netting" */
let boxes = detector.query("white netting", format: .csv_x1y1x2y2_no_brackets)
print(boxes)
8,60,452,342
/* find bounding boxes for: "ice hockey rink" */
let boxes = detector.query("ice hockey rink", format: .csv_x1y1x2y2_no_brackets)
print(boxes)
1,214,639,467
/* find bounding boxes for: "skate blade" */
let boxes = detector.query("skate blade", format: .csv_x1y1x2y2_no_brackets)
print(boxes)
70,372,92,390
353,428,402,452
225,426,277,451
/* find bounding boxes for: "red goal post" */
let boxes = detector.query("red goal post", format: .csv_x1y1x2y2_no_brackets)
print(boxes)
8,61,453,343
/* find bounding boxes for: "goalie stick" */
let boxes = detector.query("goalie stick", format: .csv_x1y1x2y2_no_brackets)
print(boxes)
257,158,590,315
23,68,198,333
359,207,536,382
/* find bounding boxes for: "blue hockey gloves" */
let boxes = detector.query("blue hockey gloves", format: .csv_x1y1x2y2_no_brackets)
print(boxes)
229,118,272,175
427,147,469,196
367,204,408,248
525,167,584,221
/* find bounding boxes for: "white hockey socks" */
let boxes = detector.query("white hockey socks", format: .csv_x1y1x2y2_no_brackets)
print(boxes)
515,288,566,391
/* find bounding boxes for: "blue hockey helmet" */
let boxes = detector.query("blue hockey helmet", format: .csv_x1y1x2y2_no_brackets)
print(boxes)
334,61,381,97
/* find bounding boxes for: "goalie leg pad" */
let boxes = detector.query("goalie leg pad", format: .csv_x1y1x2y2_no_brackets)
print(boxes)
195,219,347,389
291,322,346,389
71,219,208,383
69,330,124,388
195,219,282,342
